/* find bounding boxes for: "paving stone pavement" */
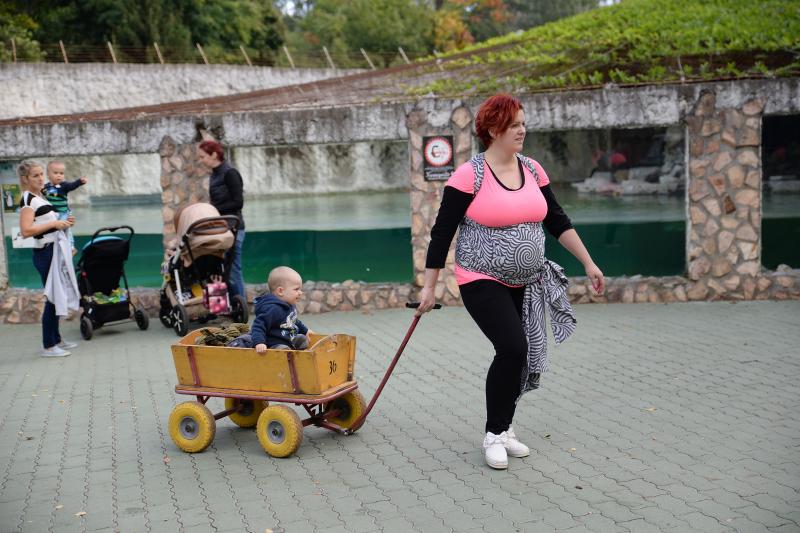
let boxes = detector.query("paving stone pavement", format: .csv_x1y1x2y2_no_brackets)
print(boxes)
0,300,798,533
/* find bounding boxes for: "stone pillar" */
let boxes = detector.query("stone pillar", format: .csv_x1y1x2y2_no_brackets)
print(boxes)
685,90,764,299
407,100,474,306
159,135,212,249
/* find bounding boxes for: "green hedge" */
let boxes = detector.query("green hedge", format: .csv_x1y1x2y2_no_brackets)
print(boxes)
411,0,800,96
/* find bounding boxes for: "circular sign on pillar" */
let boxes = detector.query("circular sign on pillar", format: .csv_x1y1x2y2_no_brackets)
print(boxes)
423,135,454,181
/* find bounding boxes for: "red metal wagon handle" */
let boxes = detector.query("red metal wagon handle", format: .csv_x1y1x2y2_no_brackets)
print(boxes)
344,302,440,434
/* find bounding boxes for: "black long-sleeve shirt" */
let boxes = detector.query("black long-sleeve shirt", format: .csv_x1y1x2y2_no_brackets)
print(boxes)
425,183,573,269
209,161,245,230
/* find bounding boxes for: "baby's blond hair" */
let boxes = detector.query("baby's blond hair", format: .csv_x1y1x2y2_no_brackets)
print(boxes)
47,160,65,173
267,266,301,292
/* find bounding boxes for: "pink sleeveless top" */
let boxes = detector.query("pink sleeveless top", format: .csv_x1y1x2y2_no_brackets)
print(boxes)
447,158,551,286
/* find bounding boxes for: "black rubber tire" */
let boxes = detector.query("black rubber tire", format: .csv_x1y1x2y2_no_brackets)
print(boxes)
159,292,172,328
134,309,149,331
80,316,94,340
172,304,189,337
231,294,248,324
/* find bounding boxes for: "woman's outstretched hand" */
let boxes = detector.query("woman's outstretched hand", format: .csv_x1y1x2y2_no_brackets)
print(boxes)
585,262,605,295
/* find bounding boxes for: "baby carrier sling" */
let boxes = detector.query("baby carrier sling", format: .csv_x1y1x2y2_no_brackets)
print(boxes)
455,152,576,399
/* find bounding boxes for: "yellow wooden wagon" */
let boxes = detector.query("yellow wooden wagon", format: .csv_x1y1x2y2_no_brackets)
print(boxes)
167,330,367,458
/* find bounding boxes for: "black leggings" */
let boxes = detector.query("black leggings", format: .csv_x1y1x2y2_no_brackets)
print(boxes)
460,279,526,435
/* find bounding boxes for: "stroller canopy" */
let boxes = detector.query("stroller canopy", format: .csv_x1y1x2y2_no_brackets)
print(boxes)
174,203,235,267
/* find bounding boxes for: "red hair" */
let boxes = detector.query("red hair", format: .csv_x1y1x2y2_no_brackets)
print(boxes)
474,94,523,148
198,140,225,162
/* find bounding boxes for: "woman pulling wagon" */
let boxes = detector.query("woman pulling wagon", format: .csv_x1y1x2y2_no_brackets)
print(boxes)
416,94,605,469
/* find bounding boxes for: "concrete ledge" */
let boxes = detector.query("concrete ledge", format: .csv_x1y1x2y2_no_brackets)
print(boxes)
2,272,797,324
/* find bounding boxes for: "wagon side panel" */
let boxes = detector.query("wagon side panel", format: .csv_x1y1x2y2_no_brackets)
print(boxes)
173,345,295,393
311,334,354,393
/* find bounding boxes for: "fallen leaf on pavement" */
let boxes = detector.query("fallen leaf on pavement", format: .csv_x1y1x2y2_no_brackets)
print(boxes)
644,407,657,412
163,456,171,464
75,511,87,517
55,505,63,510
569,448,577,452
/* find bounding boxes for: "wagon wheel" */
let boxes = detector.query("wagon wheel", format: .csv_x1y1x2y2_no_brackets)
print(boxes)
324,390,366,430
168,401,216,453
224,398,267,428
172,304,189,337
134,309,149,330
80,316,93,341
231,294,248,324
256,405,303,458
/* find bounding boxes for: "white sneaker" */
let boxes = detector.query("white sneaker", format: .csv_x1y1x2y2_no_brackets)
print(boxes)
483,432,508,469
58,340,78,349
41,346,71,357
501,427,530,458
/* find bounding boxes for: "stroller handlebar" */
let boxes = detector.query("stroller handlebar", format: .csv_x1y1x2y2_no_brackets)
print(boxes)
88,225,134,244
183,215,241,238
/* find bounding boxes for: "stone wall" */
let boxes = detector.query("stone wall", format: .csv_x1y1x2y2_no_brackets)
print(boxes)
685,91,766,300
3,269,799,324
407,100,475,307
0,63,362,120
159,136,211,248
0,282,416,324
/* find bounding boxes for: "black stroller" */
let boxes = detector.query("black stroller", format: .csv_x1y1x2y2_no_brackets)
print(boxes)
76,225,149,340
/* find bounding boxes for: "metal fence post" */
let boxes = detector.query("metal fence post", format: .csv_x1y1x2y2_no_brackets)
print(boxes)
360,48,376,70
59,40,69,63
154,42,165,64
196,43,209,65
107,41,118,64
398,47,410,64
322,46,336,69
239,45,252,66
283,45,296,69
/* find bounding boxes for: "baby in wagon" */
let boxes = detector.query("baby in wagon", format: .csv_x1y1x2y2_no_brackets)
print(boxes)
251,266,311,353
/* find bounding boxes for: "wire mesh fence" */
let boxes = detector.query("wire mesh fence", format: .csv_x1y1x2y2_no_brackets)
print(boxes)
5,40,428,70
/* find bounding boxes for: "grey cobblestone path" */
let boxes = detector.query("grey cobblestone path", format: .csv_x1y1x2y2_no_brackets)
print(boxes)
0,301,798,532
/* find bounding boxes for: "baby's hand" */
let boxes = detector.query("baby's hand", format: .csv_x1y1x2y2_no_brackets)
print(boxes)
255,343,267,353
80,176,88,184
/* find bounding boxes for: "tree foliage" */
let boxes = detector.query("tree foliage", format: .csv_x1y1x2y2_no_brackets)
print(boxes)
0,1,43,61
1,0,610,65
7,0,285,62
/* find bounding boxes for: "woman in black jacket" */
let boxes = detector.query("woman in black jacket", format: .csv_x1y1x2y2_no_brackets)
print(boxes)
197,140,246,299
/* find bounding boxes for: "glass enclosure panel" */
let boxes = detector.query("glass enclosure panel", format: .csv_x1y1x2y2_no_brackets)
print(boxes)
524,126,686,276
762,115,800,270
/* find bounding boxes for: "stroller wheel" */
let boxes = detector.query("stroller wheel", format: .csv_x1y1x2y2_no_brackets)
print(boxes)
80,316,94,341
134,309,150,331
231,294,249,323
172,304,189,337
159,293,172,328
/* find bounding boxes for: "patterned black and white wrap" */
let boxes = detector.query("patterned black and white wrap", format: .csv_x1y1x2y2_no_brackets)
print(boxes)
455,153,576,398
